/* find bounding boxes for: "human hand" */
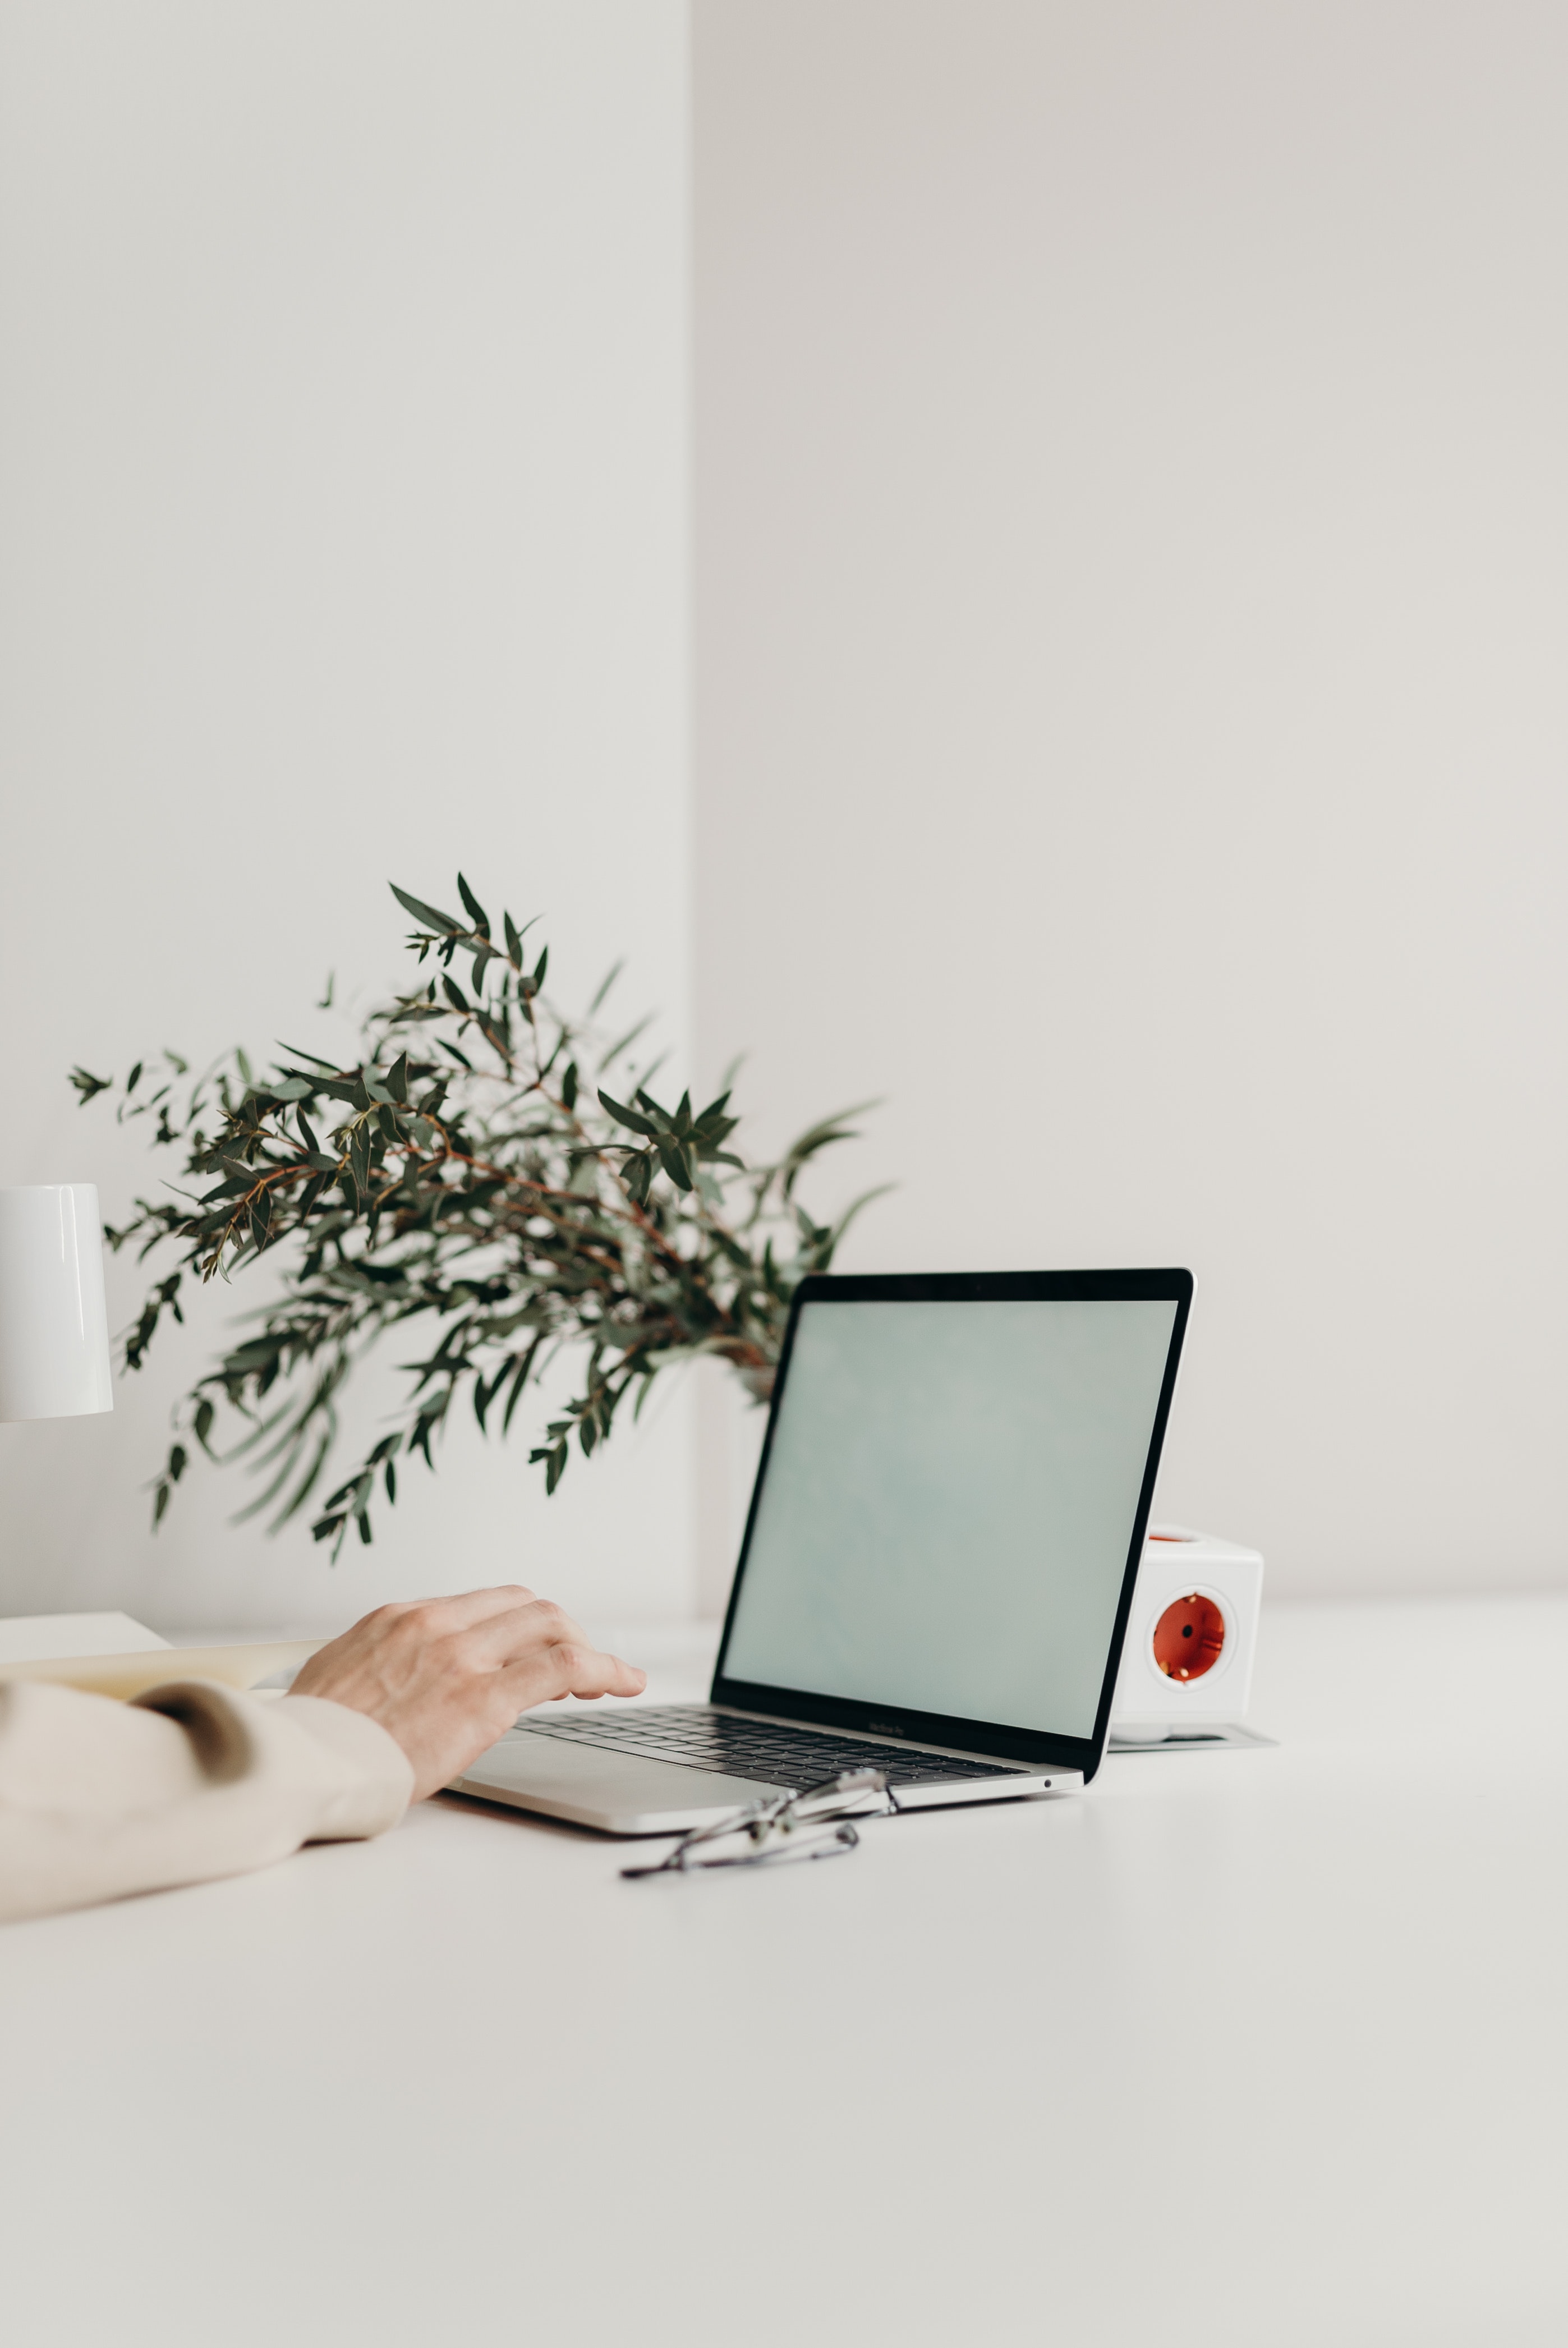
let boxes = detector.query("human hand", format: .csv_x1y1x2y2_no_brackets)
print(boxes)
290,1587,646,1800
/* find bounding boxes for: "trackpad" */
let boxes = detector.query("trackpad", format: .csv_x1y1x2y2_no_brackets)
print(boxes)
453,1735,779,1830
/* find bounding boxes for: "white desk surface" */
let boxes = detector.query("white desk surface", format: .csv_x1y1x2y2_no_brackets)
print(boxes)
2,1596,1565,2348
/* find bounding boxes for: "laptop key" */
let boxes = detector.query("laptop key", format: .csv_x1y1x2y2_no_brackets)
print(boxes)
508,1709,1036,1789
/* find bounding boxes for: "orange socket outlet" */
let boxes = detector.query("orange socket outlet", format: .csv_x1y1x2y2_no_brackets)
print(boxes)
1151,1593,1226,1682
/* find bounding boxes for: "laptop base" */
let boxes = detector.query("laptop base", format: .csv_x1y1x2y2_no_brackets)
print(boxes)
453,1703,1083,1835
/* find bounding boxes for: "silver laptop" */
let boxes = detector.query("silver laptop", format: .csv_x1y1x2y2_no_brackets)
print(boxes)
453,1267,1192,1834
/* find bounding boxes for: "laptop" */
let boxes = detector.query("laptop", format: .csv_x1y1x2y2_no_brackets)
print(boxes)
453,1267,1192,1834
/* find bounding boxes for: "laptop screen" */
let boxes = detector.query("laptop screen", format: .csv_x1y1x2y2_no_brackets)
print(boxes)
719,1291,1181,1741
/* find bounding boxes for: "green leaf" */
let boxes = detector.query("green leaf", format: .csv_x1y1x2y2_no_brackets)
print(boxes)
825,1183,897,1258
502,1337,543,1432
277,1042,342,1070
597,1012,651,1072
504,912,524,964
588,958,623,1014
69,1067,113,1104
390,883,465,935
385,1051,410,1104
561,1061,578,1110
126,1062,144,1094
778,1102,878,1198
598,1090,656,1137
269,1431,334,1532
457,874,491,936
531,1437,568,1496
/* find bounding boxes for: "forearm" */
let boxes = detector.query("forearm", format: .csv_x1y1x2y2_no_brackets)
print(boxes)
0,1678,414,1927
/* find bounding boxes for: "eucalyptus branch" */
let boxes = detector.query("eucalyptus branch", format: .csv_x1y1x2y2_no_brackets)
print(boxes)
75,877,884,1558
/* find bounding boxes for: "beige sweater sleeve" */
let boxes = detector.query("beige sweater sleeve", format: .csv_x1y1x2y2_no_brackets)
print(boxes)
0,1676,415,1926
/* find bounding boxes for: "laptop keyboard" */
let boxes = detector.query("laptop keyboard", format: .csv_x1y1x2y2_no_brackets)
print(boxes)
507,1705,1028,1790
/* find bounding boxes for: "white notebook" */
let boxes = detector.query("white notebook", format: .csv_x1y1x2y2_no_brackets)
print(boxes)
0,1612,320,1700
0,1611,169,1664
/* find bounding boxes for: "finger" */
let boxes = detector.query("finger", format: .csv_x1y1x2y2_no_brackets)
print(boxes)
463,1596,592,1666
396,1586,538,1635
580,1654,647,1699
561,1648,646,1700
499,1646,646,1707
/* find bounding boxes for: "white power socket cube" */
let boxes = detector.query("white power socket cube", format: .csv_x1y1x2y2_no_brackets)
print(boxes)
1109,1524,1264,1736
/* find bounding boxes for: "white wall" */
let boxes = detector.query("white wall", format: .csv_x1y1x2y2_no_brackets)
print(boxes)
693,0,1568,1597
0,1,695,1634
7,4,1564,1633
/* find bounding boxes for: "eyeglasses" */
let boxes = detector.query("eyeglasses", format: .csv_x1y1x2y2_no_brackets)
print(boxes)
621,1768,895,1877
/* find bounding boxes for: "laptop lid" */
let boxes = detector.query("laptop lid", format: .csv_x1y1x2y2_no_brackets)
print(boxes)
710,1269,1193,1781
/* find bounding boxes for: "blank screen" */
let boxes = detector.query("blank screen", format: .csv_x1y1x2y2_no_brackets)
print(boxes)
721,1296,1178,1739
